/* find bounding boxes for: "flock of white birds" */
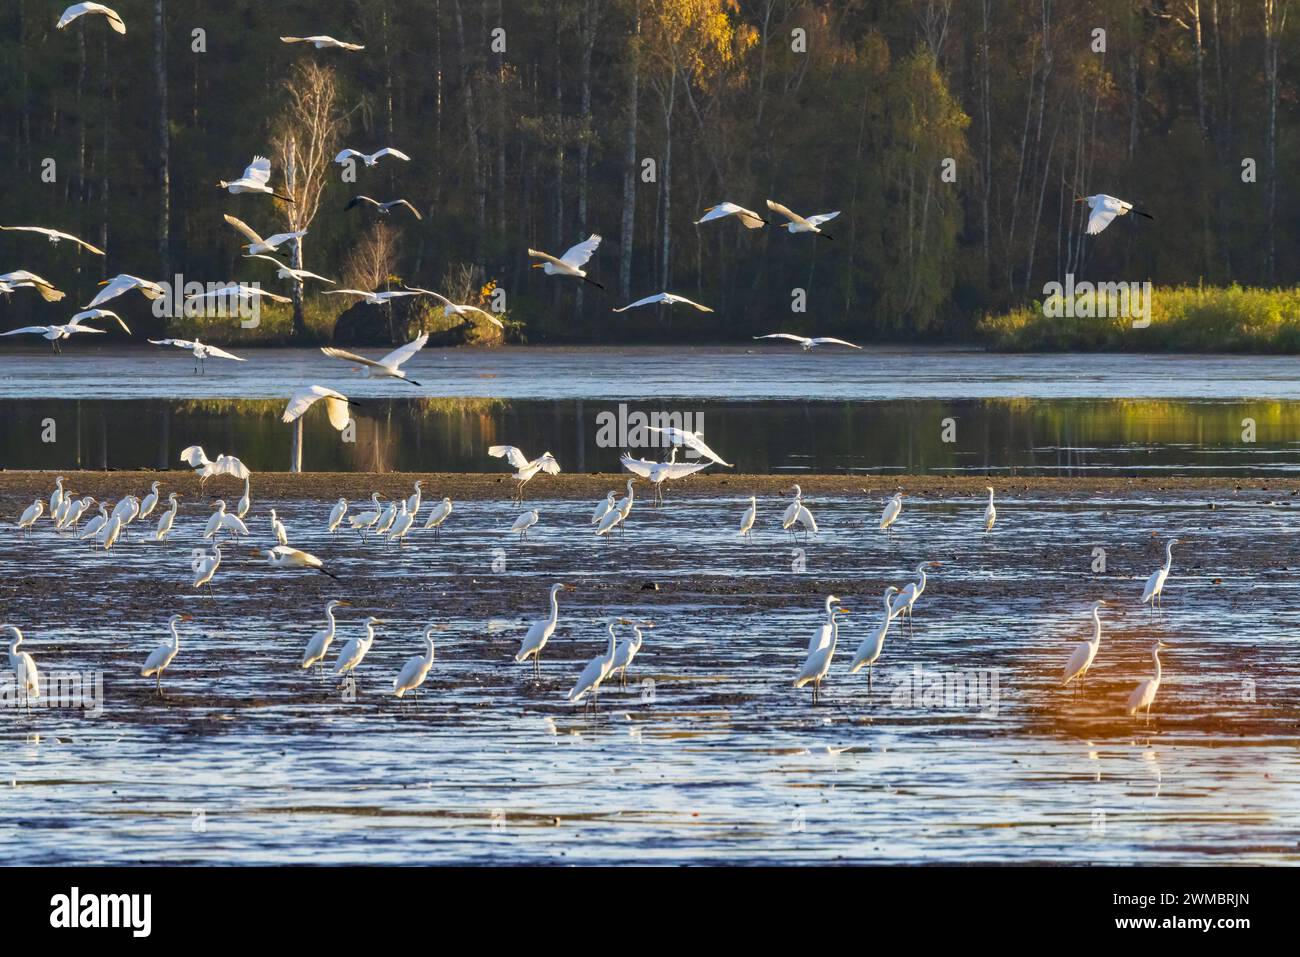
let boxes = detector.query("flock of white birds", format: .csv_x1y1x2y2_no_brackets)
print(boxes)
3,6,1166,718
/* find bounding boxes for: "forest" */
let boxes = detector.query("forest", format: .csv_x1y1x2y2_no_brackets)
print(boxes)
0,0,1295,344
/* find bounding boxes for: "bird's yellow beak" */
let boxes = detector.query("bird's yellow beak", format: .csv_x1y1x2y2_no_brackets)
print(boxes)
338,600,353,606
180,614,194,622
530,263,543,269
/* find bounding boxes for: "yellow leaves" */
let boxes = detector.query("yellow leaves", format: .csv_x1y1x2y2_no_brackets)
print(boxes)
478,279,497,305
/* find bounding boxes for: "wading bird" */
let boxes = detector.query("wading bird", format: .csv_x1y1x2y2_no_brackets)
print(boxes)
879,491,903,534
283,385,356,431
620,448,711,506
327,498,348,535
644,426,733,468
334,617,383,682
387,502,414,545
345,195,422,219
610,620,652,688
739,495,757,538
1,225,105,255
192,543,222,591
348,493,384,540
781,485,818,539
393,624,439,699
592,491,617,527
372,500,398,537
84,273,165,310
765,200,840,237
16,500,44,535
694,202,767,229
1076,193,1153,235
98,512,122,550
270,508,288,547
612,292,713,313
3,624,40,707
794,606,850,704
138,482,162,519
1141,538,1179,613
256,545,339,579
510,509,539,540
222,214,307,257
753,332,861,352
568,619,628,711
1063,600,1108,689
487,446,561,502
320,334,427,386
334,147,410,167
148,337,246,373
891,562,938,635
49,476,67,517
514,583,570,678
202,500,247,540
849,586,900,687
596,479,636,537
235,477,251,520
280,35,364,51
79,503,108,541
808,595,846,654
983,486,997,533
528,234,603,288
140,614,193,696
405,481,423,519
217,156,294,202
301,599,352,674
1126,640,1170,723
0,271,65,302
57,3,125,34
423,497,453,538
248,254,334,285
153,493,180,541
180,446,250,486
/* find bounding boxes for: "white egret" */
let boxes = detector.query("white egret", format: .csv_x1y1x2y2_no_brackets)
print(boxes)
739,495,757,538
235,477,251,520
405,481,423,518
592,491,617,526
487,446,561,501
334,147,410,167
140,614,193,696
1126,641,1170,722
373,500,398,536
644,426,732,468
345,195,423,220
109,495,140,535
138,481,162,519
334,617,383,680
327,498,349,535
610,620,652,688
3,625,40,706
320,334,427,387
1141,538,1179,613
255,545,339,579
180,446,250,485
754,332,861,351
57,3,125,34
849,587,900,686
879,491,903,533
1062,601,1108,689
192,543,221,591
222,214,307,256
781,485,818,539
217,156,294,202
153,493,180,541
794,606,850,704
16,500,44,535
514,583,571,678
1,224,105,255
891,561,938,635
248,254,334,286
183,285,291,310
157,322,243,374
79,503,108,540
49,476,67,517
694,202,767,229
620,448,711,505
510,509,539,540
270,508,289,547
388,502,414,545
527,234,603,288
423,497,453,537
404,288,503,327
983,486,996,533
349,493,384,540
568,620,625,710
1076,194,1153,235
764,200,840,237
99,513,122,550
0,270,65,302
1,310,130,353
321,287,424,306
301,599,352,673
393,624,439,699
283,385,356,430
84,273,165,310
596,479,636,537
280,35,365,51
61,496,94,531
612,292,713,313
808,595,846,653
203,500,247,540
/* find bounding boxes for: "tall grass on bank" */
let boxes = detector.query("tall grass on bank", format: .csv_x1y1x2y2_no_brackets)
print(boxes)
978,285,1300,352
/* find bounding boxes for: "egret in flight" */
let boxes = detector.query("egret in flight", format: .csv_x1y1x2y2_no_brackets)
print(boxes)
393,624,439,699
694,202,767,229
528,234,603,288
180,446,250,485
84,273,166,309
620,448,711,505
849,586,900,687
3,624,40,707
334,147,411,167
255,545,339,579
320,333,427,386
1141,538,1178,613
321,287,425,306
514,583,570,678
249,254,335,286
1076,194,1153,235
1062,600,1108,689
57,3,125,34
1,310,131,352
301,599,352,674
222,214,307,257
345,196,423,220
765,200,840,237
612,292,713,313
217,156,294,202
404,288,503,328
487,446,561,502
794,606,850,704
753,333,861,351
283,385,355,431
0,270,65,302
148,337,246,373
568,619,628,711
183,286,291,313
280,35,365,51
1,225,105,255
644,426,732,467
140,614,193,696
1126,640,1170,723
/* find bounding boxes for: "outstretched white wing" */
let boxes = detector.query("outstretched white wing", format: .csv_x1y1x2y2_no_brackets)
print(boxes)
806,211,841,227
334,149,363,164
614,292,714,313
620,454,656,478
534,452,562,476
695,202,765,228
754,333,811,345
68,309,131,334
85,274,163,309
559,234,601,268
222,213,266,246
810,337,862,349
488,445,532,470
378,333,429,370
374,148,411,162
241,156,272,186
179,445,208,468
0,326,55,337
149,337,195,349
1,225,106,255
764,200,813,229
202,343,246,362
1086,195,1126,235
58,3,126,34
283,385,351,431
212,454,250,480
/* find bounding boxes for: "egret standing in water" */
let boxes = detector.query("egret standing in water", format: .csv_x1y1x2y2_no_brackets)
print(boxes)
393,624,440,700
301,599,352,674
1062,601,1108,689
878,491,903,534
334,617,383,684
140,614,193,697
1141,538,1179,614
596,479,636,537
153,493,180,541
423,497,453,538
794,606,850,704
781,485,818,539
739,495,757,539
891,562,938,636
983,487,996,533
192,543,221,592
3,624,40,708
510,509,539,540
16,500,44,535
567,619,627,711
138,481,162,520
327,498,348,535
849,586,900,687
515,583,570,678
610,620,652,688
1126,641,1170,723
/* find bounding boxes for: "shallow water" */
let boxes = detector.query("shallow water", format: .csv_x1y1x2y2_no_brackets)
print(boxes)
1,485,1296,863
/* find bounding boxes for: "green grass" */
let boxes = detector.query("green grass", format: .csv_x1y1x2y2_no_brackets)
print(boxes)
977,285,1300,352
